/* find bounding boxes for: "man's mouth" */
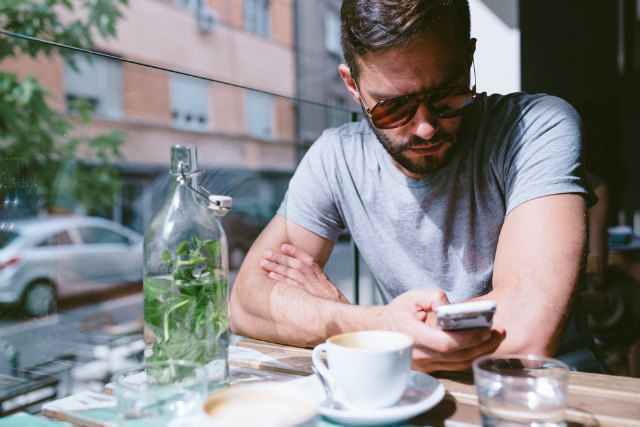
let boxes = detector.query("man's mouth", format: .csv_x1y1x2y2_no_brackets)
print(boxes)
405,141,446,154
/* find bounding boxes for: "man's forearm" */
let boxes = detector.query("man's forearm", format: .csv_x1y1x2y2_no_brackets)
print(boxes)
470,290,561,356
230,274,380,347
472,289,568,357
480,194,586,357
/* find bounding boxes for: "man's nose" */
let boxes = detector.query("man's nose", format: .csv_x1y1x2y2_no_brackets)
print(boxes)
410,103,438,140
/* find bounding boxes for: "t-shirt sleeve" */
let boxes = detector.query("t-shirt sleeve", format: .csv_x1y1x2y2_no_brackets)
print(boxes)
277,130,345,241
500,95,590,214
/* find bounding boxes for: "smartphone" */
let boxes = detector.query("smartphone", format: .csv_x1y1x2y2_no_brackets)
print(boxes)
435,300,496,331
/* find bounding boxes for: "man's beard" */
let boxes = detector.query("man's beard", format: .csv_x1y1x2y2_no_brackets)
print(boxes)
366,116,457,176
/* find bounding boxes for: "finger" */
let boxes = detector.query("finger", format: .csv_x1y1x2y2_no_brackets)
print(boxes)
409,321,493,353
425,310,438,328
412,347,440,360
412,359,472,373
433,330,504,363
267,271,287,282
337,292,351,304
401,289,445,312
277,246,335,287
264,250,304,270
310,262,329,281
281,244,315,266
260,259,308,284
432,290,450,309
268,271,303,288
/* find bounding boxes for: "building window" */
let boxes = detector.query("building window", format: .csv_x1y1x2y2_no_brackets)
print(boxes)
175,0,197,11
245,0,270,38
64,55,123,120
325,10,342,57
170,73,209,132
245,91,273,140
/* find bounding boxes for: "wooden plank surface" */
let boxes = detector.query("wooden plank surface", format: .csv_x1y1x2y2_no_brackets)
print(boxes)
569,371,640,400
39,336,640,427
235,337,640,427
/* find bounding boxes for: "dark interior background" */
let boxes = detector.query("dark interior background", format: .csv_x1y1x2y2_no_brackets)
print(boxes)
520,0,640,220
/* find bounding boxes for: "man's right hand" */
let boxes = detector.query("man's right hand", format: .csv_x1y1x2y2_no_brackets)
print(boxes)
378,290,505,372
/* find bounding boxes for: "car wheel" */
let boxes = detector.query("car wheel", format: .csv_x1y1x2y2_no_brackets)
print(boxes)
230,247,247,270
23,282,57,317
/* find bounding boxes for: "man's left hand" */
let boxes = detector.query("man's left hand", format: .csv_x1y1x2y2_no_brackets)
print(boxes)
260,243,350,304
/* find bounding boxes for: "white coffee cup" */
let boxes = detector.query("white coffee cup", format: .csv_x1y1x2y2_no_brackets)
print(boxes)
312,330,413,409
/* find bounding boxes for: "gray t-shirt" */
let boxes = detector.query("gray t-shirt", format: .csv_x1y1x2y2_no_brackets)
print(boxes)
278,93,588,304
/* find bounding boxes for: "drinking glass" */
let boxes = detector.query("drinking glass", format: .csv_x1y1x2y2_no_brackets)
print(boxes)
115,360,207,427
473,355,569,427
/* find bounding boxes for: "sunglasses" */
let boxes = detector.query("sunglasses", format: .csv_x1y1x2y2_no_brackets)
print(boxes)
357,65,479,130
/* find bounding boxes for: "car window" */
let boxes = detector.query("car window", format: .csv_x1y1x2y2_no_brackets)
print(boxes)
78,226,130,245
37,231,74,247
0,230,19,249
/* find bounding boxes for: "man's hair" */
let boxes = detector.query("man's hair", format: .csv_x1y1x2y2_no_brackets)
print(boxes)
340,0,471,81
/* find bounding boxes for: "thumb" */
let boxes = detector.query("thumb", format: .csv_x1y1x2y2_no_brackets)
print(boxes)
407,289,448,312
432,290,450,309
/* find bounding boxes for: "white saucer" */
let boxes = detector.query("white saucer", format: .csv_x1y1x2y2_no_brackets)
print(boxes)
311,371,445,426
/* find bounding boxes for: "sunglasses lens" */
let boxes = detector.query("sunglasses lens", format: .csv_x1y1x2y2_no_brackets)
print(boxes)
431,92,476,118
371,97,419,129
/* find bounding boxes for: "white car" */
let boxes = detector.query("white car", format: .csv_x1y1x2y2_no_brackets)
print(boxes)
0,216,142,317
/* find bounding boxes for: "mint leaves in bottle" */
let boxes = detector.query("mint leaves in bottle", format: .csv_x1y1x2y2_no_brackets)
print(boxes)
143,145,231,386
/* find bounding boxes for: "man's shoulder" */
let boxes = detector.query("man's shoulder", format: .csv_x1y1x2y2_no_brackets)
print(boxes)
305,120,372,159
484,92,580,124
320,120,371,143
478,92,582,168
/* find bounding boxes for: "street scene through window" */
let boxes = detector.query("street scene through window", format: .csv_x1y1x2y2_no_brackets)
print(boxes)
1,0,640,425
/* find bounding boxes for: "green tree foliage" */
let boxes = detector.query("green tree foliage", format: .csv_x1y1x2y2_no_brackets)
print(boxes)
0,0,128,217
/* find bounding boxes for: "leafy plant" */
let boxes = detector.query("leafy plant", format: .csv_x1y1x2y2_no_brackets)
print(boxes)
145,236,229,366
0,0,128,216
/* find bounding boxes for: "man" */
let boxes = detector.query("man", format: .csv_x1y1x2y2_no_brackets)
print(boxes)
230,0,588,373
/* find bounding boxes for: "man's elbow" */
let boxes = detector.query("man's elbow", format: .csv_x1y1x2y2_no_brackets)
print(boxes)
517,343,556,358
229,285,250,335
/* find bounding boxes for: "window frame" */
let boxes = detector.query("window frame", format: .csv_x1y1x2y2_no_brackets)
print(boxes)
169,73,210,132
324,9,342,57
63,54,124,120
244,0,271,38
245,90,274,140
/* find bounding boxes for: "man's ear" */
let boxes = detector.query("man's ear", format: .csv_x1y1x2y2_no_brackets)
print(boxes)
338,64,360,103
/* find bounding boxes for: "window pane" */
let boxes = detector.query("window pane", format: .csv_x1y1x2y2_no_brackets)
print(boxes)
245,0,270,37
37,231,73,247
64,55,123,119
0,0,377,410
258,0,271,37
325,10,342,56
175,0,196,11
244,0,257,33
245,90,273,139
170,73,210,131
78,227,129,245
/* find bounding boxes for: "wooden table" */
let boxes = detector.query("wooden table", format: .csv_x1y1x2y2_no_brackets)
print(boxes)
232,337,640,427
41,336,640,426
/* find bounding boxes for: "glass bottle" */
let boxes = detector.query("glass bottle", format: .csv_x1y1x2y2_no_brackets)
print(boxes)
143,145,232,386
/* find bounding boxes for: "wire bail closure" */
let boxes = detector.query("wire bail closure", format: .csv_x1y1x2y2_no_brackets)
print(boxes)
177,163,232,216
